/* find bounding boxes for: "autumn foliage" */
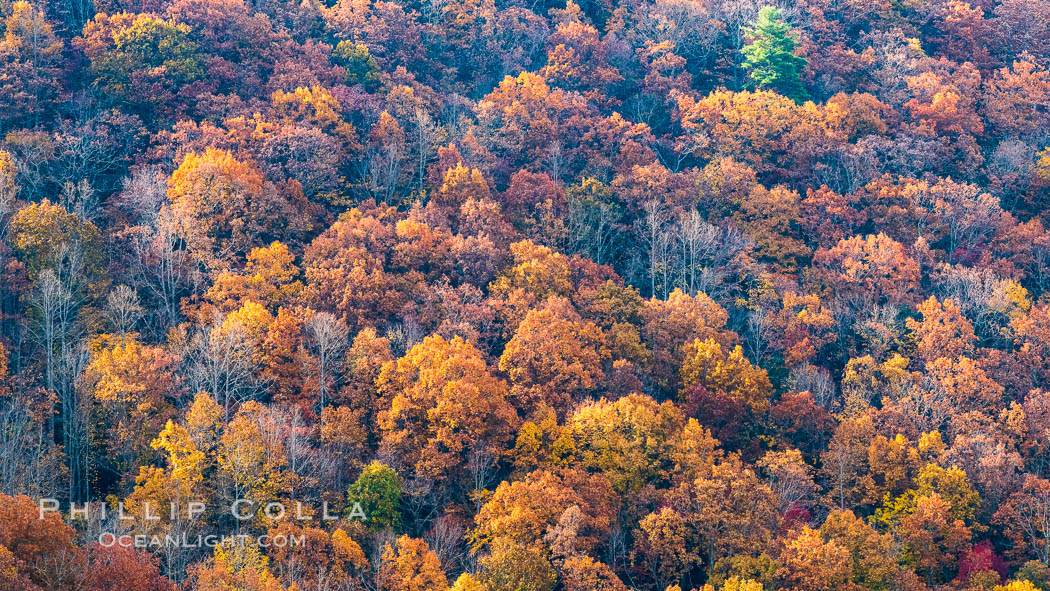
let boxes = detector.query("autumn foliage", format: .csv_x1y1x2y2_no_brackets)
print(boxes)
5,0,1050,589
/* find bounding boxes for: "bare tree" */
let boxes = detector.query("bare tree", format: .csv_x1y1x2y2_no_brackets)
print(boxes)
59,179,98,222
758,450,818,515
936,181,1003,263
413,107,444,191
674,211,752,300
675,209,707,295
305,312,350,410
128,208,197,333
545,140,564,185
105,285,143,343
115,166,168,223
29,265,92,500
279,407,322,498
186,315,267,420
29,268,72,397
0,388,64,497
638,200,674,298
898,373,955,433
361,130,407,201
26,240,96,502
117,168,200,335
61,342,91,501
468,444,498,511
425,516,466,573
935,266,1016,346
385,318,424,357
367,529,399,591
565,193,617,266
787,363,837,408
744,309,775,366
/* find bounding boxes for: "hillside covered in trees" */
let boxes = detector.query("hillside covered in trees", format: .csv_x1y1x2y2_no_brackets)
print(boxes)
4,0,1050,589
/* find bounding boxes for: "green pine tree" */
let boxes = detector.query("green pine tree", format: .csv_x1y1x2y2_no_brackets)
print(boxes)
741,6,808,102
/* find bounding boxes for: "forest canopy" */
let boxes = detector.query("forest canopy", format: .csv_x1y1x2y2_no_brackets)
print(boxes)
2,0,1050,589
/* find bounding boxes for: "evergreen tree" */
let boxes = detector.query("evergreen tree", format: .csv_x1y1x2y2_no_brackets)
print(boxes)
347,461,403,531
741,6,808,102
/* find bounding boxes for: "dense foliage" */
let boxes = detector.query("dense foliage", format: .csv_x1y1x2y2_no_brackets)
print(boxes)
2,0,1050,589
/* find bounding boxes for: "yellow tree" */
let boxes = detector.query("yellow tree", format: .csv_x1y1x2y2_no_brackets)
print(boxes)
203,241,303,315
376,335,519,485
634,507,699,589
379,536,448,591
83,334,183,485
0,150,17,228
680,338,773,413
450,573,488,591
819,414,876,511
192,542,287,591
818,510,900,589
863,434,922,507
667,418,725,485
895,493,972,585
216,401,291,513
777,527,856,591
479,538,557,591
639,288,734,393
7,198,104,282
168,148,294,269
185,392,224,457
433,162,491,211
560,556,626,591
0,1,64,128
905,297,976,363
565,393,684,493
488,240,575,334
270,86,358,149
124,412,215,576
700,579,765,591
266,522,368,591
994,582,1042,591
472,468,615,556
671,459,779,570
499,296,607,416
875,464,980,529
